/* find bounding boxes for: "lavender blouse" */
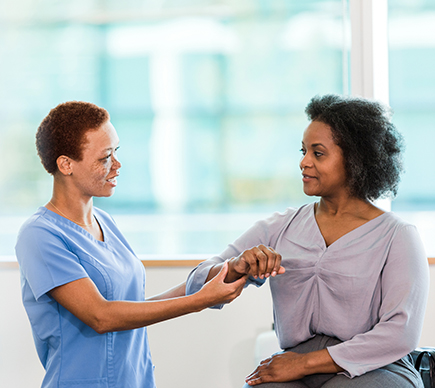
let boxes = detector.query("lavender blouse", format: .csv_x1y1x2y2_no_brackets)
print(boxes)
186,203,429,378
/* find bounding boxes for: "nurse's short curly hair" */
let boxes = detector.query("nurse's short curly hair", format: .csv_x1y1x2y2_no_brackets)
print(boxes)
36,101,109,174
305,94,404,201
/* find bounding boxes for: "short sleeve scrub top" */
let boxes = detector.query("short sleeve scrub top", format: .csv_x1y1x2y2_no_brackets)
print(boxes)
15,207,156,388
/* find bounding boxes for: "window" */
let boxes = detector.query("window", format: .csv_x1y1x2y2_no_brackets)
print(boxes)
0,0,350,259
388,0,435,255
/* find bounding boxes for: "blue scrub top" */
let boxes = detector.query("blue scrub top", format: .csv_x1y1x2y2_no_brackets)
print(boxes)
15,207,156,388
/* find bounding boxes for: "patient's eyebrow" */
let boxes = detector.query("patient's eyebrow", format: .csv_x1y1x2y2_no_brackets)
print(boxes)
302,141,327,149
311,143,326,148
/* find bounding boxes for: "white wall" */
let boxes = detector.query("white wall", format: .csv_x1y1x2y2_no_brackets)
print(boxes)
1,265,434,388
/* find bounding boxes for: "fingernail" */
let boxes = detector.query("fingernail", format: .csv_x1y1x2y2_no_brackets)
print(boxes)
265,273,270,278
272,271,277,277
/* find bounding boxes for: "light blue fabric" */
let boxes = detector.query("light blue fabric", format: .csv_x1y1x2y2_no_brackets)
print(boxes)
15,207,156,388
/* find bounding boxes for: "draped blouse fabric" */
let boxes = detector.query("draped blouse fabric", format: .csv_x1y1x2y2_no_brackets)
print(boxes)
186,203,430,378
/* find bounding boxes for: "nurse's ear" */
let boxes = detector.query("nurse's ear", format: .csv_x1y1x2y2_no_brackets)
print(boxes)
56,156,73,176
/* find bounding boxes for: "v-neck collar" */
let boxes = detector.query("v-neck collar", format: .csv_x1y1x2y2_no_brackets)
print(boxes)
42,207,107,245
310,202,388,250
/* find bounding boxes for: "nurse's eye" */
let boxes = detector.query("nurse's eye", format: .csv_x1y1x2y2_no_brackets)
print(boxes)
300,148,306,156
100,147,120,163
99,154,111,164
314,151,323,157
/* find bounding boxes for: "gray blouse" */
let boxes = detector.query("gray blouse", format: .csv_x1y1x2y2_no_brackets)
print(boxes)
186,203,430,378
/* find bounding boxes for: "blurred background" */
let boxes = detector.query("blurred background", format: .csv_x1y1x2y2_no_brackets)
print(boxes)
0,0,434,258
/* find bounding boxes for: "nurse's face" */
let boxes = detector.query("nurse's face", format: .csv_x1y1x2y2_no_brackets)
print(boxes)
299,120,348,198
70,121,121,198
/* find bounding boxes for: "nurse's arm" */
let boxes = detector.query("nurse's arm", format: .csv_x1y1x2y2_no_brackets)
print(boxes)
146,282,186,300
49,261,246,334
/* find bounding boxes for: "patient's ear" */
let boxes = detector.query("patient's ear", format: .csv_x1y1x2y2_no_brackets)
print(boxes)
56,156,73,176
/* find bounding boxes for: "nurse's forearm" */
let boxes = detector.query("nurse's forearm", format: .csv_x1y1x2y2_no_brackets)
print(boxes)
50,265,246,334
96,295,210,333
146,282,186,301
52,283,219,334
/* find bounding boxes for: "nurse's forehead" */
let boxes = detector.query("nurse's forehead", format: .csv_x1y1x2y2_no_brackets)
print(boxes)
82,129,119,149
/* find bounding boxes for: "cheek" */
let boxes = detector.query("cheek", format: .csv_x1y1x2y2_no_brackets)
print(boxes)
92,162,110,179
335,164,348,185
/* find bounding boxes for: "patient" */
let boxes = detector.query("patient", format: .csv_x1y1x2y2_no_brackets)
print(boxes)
186,94,429,387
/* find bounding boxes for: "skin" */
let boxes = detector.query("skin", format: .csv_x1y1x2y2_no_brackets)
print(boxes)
46,120,248,334
204,245,286,285
245,120,384,386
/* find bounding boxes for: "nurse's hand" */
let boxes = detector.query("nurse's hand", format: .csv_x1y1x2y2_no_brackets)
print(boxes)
199,261,247,306
230,245,285,280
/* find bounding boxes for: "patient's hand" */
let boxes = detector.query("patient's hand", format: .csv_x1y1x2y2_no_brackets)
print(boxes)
245,351,307,385
230,245,285,280
245,349,343,385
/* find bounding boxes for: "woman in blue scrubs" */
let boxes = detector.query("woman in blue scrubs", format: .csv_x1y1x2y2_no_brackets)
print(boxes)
15,101,279,388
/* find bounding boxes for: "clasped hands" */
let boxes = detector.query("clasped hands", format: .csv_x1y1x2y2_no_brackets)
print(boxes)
227,244,285,283
200,245,285,308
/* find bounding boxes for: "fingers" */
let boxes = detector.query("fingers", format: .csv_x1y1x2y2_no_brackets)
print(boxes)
255,246,268,278
268,247,285,277
246,351,306,385
202,262,247,306
238,245,284,279
262,246,279,278
225,273,248,302
215,260,229,281
245,361,273,386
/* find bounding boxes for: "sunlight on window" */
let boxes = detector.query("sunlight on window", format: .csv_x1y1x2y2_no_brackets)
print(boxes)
389,1,435,255
0,0,348,257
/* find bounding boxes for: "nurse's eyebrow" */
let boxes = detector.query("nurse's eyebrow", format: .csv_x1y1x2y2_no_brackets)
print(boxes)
102,145,120,152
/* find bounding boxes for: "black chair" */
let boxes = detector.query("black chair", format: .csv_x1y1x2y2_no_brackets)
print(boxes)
410,347,435,388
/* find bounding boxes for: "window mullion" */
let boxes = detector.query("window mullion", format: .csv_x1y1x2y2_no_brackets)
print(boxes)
350,0,391,210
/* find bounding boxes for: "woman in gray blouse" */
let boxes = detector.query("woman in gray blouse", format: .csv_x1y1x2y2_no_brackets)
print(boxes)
186,94,429,387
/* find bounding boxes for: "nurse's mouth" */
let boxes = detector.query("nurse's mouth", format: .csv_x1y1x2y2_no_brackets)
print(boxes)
107,177,117,186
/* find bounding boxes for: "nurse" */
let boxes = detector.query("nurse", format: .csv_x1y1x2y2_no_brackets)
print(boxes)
15,101,279,388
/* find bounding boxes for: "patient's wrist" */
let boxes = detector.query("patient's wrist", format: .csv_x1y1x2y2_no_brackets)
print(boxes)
226,258,246,281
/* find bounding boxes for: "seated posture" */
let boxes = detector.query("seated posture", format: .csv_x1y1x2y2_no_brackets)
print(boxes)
186,94,429,387
15,101,249,388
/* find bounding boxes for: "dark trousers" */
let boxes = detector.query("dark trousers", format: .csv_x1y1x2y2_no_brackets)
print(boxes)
242,335,423,388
